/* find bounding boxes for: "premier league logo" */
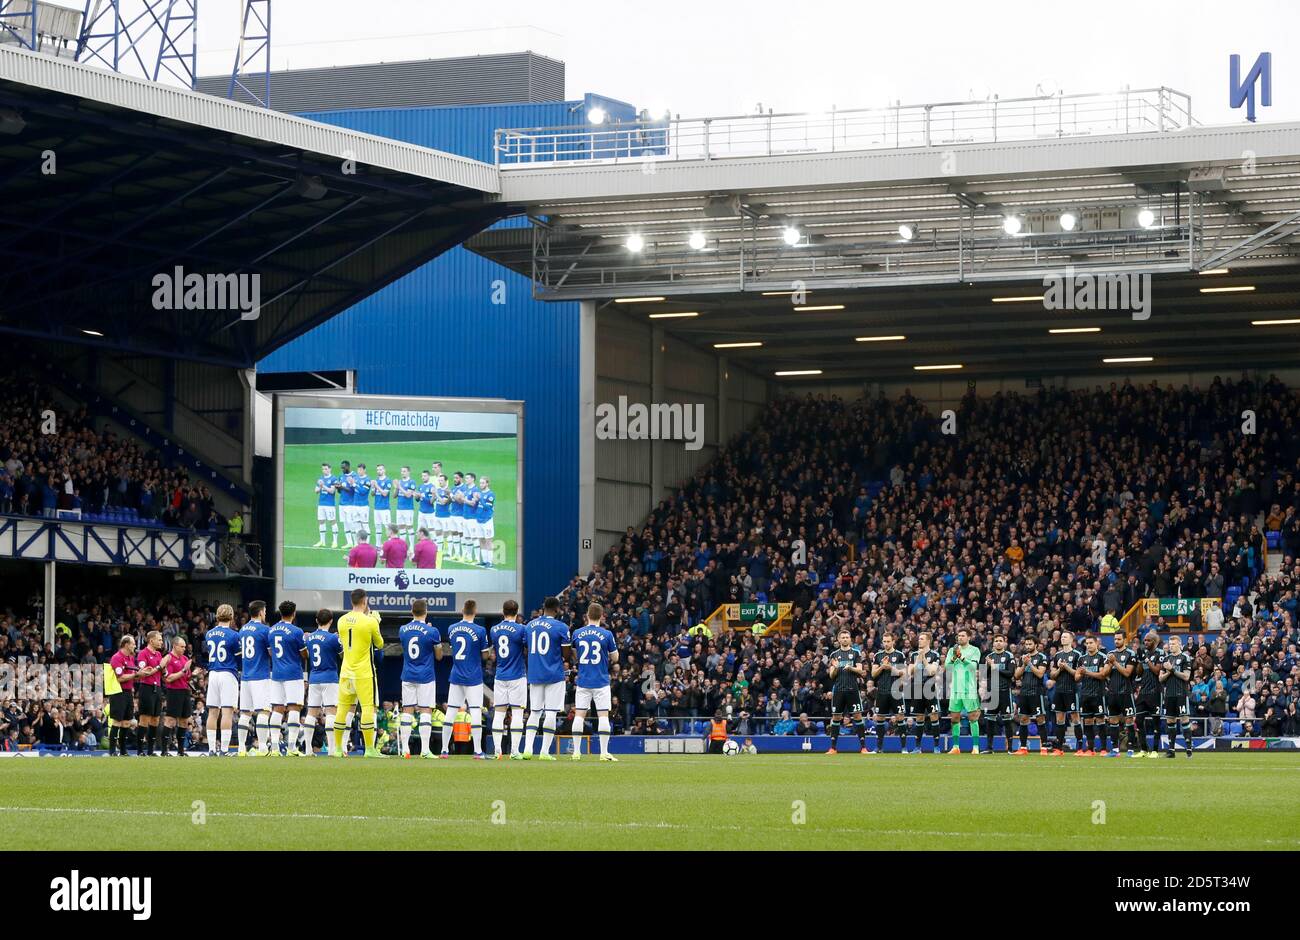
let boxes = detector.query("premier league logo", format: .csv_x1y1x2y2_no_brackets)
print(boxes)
394,571,409,590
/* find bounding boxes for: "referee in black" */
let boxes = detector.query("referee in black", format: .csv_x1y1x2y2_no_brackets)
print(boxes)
826,629,868,754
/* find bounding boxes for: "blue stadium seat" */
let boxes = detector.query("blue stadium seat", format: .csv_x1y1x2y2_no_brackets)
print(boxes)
1266,531,1281,550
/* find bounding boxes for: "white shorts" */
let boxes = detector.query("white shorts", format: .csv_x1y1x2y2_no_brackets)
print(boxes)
449,516,463,534
239,677,272,712
307,682,339,709
396,509,414,527
464,520,482,540
270,678,304,706
528,680,566,713
401,681,437,708
434,515,450,532
575,685,612,712
480,519,495,540
205,671,239,709
493,676,527,708
446,682,484,711
418,512,436,533
373,509,391,528
316,506,336,522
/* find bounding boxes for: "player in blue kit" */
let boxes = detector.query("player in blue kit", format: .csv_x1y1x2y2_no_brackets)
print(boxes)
371,465,393,538
461,473,481,566
475,476,496,568
448,471,467,563
202,603,242,756
303,608,343,755
353,464,373,546
395,466,417,553
313,463,339,548
416,470,437,554
571,602,619,761
439,599,491,758
267,601,307,756
337,460,358,548
398,599,443,758
490,599,528,759
237,600,273,756
433,474,452,558
522,596,572,760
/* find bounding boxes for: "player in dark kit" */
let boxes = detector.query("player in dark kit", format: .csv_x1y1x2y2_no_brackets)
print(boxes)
983,632,1016,753
1104,630,1138,756
1075,635,1109,756
1134,630,1165,757
826,629,868,754
904,632,942,754
1014,635,1050,754
1049,630,1083,754
1160,634,1194,758
871,631,908,754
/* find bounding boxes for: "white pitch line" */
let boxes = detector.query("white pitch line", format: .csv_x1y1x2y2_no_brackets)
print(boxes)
0,806,1293,844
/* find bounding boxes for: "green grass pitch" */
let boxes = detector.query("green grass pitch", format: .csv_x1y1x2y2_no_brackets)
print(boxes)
281,439,517,572
2,753,1297,850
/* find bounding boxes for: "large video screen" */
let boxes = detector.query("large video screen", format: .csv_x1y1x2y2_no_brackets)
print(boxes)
275,394,522,612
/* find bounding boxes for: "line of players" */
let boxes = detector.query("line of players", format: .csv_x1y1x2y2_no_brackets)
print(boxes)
313,459,496,567
825,626,1196,758
199,591,620,760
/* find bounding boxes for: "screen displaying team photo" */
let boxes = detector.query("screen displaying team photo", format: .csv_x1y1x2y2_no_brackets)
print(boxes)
277,399,521,603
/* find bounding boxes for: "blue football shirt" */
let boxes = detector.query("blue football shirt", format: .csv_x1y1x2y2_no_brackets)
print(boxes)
305,630,342,684
268,620,306,681
489,619,527,682
399,620,442,684
572,624,616,689
446,619,488,686
238,620,272,680
204,625,241,674
525,616,570,684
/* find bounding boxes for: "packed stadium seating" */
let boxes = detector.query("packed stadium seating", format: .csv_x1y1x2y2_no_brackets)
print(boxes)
0,375,226,530
558,379,1300,736
4,379,1298,750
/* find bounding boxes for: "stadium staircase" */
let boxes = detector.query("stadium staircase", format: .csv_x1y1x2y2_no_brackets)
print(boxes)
20,351,251,506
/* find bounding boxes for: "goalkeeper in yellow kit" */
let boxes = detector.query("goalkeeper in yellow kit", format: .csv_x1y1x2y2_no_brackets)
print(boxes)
333,588,386,758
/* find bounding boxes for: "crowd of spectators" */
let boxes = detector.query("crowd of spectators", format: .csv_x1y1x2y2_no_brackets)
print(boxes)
0,376,226,530
554,378,1300,735
4,378,1299,749
0,592,220,751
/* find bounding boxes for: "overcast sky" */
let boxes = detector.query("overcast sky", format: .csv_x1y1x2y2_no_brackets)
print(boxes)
184,0,1297,125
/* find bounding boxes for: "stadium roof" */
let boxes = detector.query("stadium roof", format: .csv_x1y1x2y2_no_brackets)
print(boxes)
469,95,1300,380
0,46,507,367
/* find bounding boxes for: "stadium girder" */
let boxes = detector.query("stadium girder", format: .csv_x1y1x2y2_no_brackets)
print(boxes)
0,45,510,368
470,108,1300,381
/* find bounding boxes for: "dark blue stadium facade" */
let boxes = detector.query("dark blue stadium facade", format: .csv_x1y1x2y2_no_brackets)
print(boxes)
262,92,638,609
